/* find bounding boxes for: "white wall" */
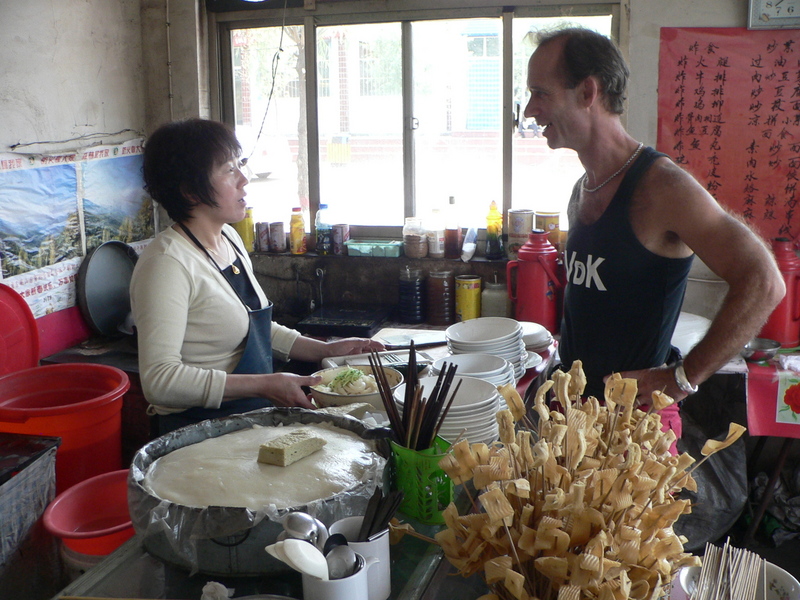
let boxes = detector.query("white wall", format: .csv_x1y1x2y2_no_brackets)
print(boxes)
626,0,745,145
0,0,146,154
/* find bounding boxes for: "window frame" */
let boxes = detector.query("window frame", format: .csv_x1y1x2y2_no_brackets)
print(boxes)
209,2,622,239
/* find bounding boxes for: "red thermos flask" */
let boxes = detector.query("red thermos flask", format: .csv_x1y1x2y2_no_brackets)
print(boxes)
506,230,564,334
759,237,800,348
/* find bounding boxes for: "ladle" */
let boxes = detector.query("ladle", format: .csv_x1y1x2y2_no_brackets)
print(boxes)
325,543,358,580
282,538,329,580
283,512,321,546
322,532,348,556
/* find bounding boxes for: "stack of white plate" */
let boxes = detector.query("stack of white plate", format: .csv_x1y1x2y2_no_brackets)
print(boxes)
519,321,554,353
394,375,501,445
429,354,515,388
446,317,528,381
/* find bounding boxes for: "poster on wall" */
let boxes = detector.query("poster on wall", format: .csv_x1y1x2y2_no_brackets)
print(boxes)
0,139,153,316
657,27,799,243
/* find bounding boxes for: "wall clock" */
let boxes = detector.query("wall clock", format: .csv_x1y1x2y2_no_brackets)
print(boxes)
748,0,800,29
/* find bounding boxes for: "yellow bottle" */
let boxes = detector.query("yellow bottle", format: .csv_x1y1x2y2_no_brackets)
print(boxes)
485,200,504,260
290,207,307,255
231,207,255,252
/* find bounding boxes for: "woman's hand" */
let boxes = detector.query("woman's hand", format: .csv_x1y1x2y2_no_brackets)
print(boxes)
324,337,385,357
224,372,320,409
289,335,385,363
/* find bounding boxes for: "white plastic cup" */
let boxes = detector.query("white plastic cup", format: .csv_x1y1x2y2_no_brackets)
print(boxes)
302,552,377,600
329,516,391,600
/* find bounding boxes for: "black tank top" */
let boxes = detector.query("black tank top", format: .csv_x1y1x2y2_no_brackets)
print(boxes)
559,147,694,398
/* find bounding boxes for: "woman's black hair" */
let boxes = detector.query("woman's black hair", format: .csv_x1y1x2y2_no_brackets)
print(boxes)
537,27,629,115
142,118,242,223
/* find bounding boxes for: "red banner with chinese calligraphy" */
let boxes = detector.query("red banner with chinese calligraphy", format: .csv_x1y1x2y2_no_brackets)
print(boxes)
657,27,799,242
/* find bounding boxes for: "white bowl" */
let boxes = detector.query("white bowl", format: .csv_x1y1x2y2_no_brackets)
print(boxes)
519,321,552,347
309,365,403,409
679,561,800,600
445,317,521,345
431,354,509,378
393,375,499,410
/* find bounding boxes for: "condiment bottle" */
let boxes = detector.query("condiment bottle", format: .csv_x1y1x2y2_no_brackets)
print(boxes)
444,196,462,259
398,266,425,324
427,270,454,326
481,277,511,318
484,200,505,260
403,217,428,258
426,209,446,258
289,207,307,255
231,207,255,252
314,203,332,255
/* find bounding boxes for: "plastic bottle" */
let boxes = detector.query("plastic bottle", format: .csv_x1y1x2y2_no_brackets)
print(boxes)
426,208,446,258
461,227,478,262
484,200,505,260
315,203,332,255
444,196,462,259
231,207,255,252
290,207,307,255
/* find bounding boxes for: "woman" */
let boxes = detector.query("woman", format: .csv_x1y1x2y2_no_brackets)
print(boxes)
130,118,383,434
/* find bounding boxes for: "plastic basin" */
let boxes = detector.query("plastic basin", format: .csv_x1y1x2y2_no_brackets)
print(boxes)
43,469,134,555
0,363,130,493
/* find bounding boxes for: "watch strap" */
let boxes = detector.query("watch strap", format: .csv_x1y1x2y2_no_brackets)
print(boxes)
674,361,698,395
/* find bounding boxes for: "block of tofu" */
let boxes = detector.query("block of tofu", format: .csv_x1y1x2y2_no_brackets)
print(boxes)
257,428,327,467
317,402,373,419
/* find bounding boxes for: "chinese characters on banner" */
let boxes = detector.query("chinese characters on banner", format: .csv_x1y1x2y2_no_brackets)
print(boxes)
657,27,799,243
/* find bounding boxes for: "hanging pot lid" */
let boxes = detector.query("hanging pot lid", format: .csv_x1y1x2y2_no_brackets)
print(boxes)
76,240,138,337
0,283,39,376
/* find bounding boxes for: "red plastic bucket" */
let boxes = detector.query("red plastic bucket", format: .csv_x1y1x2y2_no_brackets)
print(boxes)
0,363,129,493
43,469,134,555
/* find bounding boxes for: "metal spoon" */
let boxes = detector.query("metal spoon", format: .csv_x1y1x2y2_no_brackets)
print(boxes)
322,532,349,556
325,543,358,580
282,512,320,545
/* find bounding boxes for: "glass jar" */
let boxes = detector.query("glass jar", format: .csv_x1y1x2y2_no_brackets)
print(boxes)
403,217,428,259
398,267,426,324
426,270,454,326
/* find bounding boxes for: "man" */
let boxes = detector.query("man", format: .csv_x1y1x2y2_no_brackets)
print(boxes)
523,27,784,419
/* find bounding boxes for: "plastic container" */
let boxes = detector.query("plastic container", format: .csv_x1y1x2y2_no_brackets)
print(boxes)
426,209,445,258
315,203,333,255
0,364,130,493
484,200,505,260
481,280,511,318
43,469,133,555
389,437,452,525
344,240,403,257
290,207,307,255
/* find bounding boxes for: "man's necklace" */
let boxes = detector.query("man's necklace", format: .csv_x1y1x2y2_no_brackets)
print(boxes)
582,142,644,193
206,238,240,274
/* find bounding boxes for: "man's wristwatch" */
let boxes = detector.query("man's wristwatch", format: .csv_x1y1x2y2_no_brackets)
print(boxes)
673,360,698,395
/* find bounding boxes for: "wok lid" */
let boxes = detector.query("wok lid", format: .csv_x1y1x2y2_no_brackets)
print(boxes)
76,240,138,337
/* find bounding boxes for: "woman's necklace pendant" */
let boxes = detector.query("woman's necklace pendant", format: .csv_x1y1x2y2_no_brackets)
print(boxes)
231,264,240,275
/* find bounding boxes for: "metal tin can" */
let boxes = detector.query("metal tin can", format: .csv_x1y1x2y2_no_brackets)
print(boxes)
507,209,534,259
535,211,560,248
455,275,481,321
268,222,286,253
255,222,270,252
332,223,350,255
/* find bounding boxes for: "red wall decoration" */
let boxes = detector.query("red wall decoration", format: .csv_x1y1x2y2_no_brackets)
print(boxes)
657,27,800,243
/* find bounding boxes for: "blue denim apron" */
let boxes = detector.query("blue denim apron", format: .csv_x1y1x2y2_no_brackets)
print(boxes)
157,225,275,435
